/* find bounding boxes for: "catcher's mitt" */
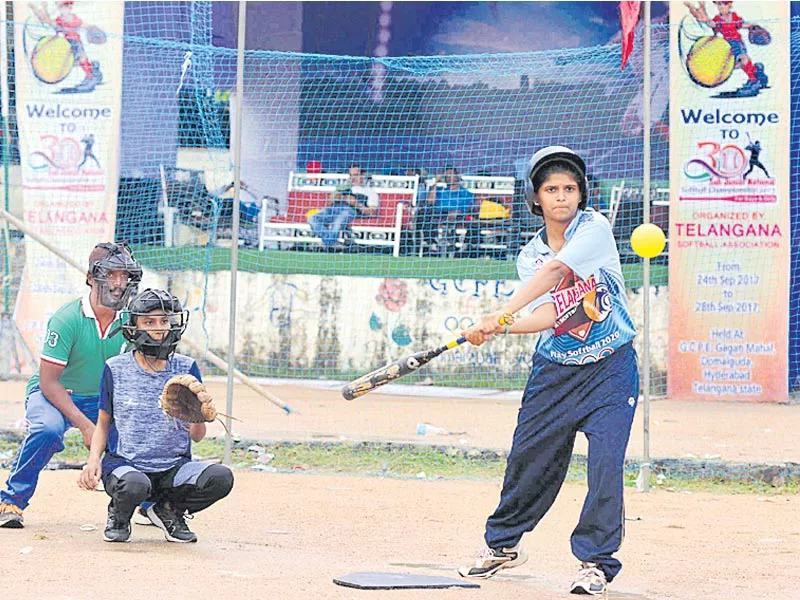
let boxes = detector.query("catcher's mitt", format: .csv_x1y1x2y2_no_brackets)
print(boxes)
160,374,218,423
748,25,771,46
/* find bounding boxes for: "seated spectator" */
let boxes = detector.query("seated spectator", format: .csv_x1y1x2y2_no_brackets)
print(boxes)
414,166,480,257
308,165,379,251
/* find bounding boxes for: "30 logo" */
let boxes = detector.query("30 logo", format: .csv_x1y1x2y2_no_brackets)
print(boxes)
683,141,746,180
29,134,81,170
28,133,101,172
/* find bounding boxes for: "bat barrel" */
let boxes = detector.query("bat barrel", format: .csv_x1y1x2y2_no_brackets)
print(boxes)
342,384,358,401
342,315,510,401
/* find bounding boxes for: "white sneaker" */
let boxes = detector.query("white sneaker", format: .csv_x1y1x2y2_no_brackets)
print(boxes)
570,562,607,595
457,544,527,579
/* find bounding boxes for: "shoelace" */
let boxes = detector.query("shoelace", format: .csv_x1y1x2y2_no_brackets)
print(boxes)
577,563,605,583
476,545,498,560
169,511,192,533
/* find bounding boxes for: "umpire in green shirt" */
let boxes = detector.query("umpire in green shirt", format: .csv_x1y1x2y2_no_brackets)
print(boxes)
0,242,142,528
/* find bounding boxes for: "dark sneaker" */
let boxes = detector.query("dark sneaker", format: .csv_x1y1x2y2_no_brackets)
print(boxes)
0,502,24,528
62,76,98,94
146,504,197,543
570,562,607,595
734,80,762,97
103,503,131,542
91,61,104,86
754,62,768,88
458,544,527,579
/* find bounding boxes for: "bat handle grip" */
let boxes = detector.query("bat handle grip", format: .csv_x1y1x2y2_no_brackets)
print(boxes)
447,337,467,349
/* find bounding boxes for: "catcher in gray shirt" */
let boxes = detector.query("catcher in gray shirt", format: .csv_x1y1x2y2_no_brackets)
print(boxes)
80,289,233,543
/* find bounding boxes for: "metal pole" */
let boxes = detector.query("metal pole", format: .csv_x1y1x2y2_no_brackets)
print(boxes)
640,0,652,493
223,0,247,466
1,5,11,313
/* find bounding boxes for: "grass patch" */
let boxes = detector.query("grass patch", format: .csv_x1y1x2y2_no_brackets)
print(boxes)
2,433,796,495
200,360,531,391
637,476,800,496
131,245,668,287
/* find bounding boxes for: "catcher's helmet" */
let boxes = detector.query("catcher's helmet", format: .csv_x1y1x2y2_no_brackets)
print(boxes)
122,288,189,360
524,146,588,216
87,242,142,310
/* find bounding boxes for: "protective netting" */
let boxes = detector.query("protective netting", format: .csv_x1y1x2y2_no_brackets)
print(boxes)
1,7,799,399
789,18,800,393
128,25,665,391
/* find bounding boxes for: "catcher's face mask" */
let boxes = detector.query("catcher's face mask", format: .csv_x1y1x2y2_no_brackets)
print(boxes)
87,242,143,311
123,288,189,360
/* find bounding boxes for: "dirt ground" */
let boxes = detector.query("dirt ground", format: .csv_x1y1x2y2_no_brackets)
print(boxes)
2,470,798,600
2,379,799,599
2,379,796,463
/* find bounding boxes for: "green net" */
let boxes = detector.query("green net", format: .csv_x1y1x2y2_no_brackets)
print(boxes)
1,7,799,399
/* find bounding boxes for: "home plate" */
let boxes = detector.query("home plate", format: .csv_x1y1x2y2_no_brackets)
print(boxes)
333,572,480,590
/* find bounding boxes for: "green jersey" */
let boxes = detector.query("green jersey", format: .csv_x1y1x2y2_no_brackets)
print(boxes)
26,294,128,397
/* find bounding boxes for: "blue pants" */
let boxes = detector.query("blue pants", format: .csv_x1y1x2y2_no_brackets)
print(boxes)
728,39,746,61
1,390,99,510
309,205,356,249
485,343,639,582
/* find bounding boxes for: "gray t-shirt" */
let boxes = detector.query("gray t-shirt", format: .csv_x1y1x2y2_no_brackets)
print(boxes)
100,351,202,475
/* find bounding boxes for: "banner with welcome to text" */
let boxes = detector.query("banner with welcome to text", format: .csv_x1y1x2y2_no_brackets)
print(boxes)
669,1,790,401
12,1,124,363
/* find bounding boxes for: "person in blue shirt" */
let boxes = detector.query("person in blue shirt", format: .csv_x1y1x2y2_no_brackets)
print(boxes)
309,165,380,251
414,166,481,257
79,288,234,543
457,147,639,597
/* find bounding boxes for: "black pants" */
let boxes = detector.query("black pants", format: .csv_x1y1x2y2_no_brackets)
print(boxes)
104,462,234,521
744,160,770,178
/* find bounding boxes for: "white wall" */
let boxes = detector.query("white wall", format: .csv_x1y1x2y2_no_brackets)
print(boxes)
162,270,669,382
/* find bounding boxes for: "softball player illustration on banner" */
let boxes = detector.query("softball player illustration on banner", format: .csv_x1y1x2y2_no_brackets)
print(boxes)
28,1,106,93
682,1,769,97
78,289,234,543
457,147,639,596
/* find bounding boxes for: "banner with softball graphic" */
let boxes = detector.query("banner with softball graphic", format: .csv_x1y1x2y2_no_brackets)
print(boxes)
669,1,790,401
13,1,124,357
